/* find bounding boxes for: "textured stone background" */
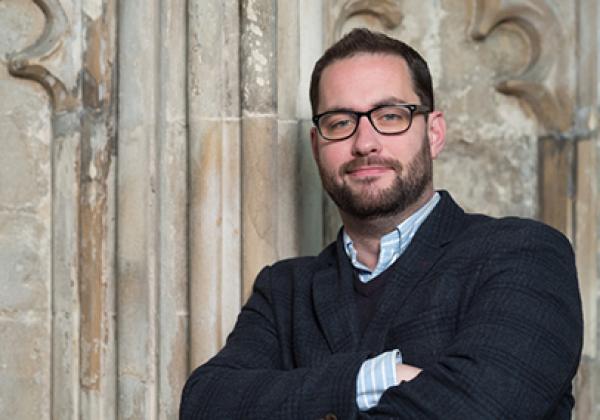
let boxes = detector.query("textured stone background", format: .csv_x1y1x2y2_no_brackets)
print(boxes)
0,1,52,418
0,0,598,419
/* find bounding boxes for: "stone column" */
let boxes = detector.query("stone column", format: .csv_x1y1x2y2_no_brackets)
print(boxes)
241,0,279,299
117,0,160,417
117,0,189,418
156,1,189,418
277,0,302,259
188,0,242,367
297,0,325,254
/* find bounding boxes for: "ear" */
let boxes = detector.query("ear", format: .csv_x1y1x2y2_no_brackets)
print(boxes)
310,126,320,163
427,111,446,160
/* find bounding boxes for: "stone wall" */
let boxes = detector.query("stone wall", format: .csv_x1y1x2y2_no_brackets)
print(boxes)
0,0,598,418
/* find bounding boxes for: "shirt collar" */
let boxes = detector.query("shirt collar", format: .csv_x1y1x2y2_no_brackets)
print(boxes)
343,192,440,281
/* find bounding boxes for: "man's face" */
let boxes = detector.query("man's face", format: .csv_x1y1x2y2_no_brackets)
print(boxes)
311,53,444,220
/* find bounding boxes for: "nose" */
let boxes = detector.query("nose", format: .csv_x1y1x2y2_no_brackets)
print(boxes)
351,115,382,156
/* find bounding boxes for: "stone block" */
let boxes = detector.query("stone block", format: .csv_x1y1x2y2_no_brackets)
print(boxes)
0,312,50,420
189,118,241,366
241,114,278,297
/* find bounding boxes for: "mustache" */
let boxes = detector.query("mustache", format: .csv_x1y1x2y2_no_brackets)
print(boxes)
340,157,403,175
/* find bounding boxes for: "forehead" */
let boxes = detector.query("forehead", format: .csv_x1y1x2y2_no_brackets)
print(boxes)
318,53,418,112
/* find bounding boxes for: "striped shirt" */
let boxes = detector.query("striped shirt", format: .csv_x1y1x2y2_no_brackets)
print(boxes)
347,192,440,411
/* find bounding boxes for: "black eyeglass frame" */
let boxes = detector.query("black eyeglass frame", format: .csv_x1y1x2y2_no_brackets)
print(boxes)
312,103,431,141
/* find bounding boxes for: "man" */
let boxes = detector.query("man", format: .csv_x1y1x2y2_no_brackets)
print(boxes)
180,28,582,419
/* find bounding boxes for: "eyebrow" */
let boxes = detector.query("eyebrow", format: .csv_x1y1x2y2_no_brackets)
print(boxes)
321,97,414,113
371,96,411,107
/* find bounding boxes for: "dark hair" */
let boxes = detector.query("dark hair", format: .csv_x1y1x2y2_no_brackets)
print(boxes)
309,28,434,115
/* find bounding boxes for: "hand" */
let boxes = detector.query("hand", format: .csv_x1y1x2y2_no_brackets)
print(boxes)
395,363,422,384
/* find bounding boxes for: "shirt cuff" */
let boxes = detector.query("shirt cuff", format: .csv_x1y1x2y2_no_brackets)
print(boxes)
356,349,402,411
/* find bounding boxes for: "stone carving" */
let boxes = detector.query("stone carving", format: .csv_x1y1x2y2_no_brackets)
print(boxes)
7,0,76,113
470,0,572,134
325,0,404,46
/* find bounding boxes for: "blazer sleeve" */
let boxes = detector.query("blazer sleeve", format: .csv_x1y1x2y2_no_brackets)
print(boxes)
179,266,369,420
362,221,583,419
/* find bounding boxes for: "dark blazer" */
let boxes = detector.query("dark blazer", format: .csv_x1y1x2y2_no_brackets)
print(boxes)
180,191,583,419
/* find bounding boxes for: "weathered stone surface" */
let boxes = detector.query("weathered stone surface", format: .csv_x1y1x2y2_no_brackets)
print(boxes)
277,119,302,259
0,313,51,419
117,0,160,418
241,114,279,297
0,213,50,310
188,0,242,369
189,118,242,366
241,0,279,299
0,3,53,419
188,0,240,117
241,0,277,113
157,2,189,418
0,83,51,214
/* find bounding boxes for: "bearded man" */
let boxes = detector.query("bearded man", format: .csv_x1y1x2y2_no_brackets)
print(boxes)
180,28,582,419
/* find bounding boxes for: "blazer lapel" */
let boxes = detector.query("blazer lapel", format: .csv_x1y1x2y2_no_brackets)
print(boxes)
359,191,467,352
312,237,361,354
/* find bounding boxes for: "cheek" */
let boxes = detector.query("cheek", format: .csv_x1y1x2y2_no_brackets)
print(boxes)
319,144,347,167
387,136,426,162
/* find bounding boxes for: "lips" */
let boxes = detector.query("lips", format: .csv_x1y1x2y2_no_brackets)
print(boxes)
341,158,401,177
347,165,392,177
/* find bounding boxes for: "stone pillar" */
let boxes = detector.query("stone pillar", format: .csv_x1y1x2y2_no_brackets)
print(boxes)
117,0,188,418
117,0,160,417
188,0,242,367
277,0,302,259
296,0,326,254
156,1,189,418
240,0,279,299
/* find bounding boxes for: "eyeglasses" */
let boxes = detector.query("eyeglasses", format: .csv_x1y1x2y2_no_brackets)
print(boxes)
312,104,430,141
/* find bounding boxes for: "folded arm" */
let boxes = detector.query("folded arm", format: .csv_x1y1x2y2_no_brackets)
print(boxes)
180,266,370,420
361,223,583,419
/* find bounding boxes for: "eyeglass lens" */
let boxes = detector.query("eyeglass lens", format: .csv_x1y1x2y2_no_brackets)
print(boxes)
318,106,413,140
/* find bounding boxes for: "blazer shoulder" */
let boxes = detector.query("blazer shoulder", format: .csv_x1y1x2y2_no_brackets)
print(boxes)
464,213,572,247
268,255,319,277
258,242,336,289
269,239,337,274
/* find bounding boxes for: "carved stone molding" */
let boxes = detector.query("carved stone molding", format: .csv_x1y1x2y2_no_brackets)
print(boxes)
325,0,404,46
470,0,572,134
7,0,77,113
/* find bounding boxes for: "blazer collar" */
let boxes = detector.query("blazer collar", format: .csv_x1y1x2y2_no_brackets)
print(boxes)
312,191,467,353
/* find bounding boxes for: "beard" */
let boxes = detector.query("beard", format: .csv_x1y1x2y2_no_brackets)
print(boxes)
318,136,433,220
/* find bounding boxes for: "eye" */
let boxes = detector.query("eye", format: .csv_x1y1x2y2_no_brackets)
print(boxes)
381,112,404,121
378,109,408,121
329,119,352,129
373,107,411,127
322,113,356,131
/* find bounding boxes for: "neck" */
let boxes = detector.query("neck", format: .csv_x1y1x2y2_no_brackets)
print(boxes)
341,189,434,270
